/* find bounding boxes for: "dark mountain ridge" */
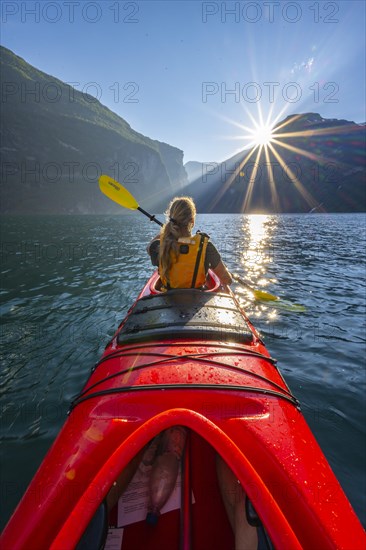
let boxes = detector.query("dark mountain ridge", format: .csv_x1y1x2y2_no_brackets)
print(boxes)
0,46,187,214
185,113,365,213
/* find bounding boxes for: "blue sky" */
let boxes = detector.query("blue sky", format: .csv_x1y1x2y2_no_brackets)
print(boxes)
1,0,365,162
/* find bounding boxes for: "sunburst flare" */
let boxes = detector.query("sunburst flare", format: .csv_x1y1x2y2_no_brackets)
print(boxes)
211,107,362,213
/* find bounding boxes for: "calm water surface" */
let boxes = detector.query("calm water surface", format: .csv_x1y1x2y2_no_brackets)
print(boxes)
1,213,365,529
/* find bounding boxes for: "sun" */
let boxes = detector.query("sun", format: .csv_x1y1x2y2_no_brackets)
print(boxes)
213,106,333,213
251,124,274,147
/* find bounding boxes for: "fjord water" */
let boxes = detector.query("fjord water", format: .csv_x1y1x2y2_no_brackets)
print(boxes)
1,213,365,529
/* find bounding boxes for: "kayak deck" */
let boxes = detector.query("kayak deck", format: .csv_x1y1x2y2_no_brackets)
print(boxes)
71,286,298,412
117,289,255,344
71,341,297,412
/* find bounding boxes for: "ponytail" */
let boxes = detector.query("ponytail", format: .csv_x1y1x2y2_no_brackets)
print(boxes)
159,197,196,282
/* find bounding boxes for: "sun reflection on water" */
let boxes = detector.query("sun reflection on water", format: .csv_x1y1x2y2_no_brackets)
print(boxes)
241,215,272,277
235,214,279,320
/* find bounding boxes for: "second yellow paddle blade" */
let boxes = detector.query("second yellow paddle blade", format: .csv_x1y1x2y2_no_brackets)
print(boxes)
99,175,139,210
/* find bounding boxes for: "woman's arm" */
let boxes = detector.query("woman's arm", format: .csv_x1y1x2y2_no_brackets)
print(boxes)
147,235,161,267
212,260,232,285
205,242,232,285
146,234,161,254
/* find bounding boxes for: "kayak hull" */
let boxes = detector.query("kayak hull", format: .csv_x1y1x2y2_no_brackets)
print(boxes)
2,271,365,549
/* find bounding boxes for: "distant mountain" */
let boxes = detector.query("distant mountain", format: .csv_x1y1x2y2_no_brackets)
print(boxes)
185,113,365,213
0,46,187,214
184,161,217,183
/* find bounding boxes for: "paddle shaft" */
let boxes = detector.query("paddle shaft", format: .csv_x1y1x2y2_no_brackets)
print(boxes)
232,273,256,293
137,206,163,227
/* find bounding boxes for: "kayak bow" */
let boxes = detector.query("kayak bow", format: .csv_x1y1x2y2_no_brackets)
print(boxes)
1,271,365,550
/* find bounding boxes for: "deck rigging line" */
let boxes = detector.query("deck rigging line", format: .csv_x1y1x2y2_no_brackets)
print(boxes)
69,383,300,412
73,351,290,404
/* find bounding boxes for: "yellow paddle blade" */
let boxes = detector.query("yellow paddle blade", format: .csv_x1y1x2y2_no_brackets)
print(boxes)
252,289,279,301
232,273,279,301
99,175,139,210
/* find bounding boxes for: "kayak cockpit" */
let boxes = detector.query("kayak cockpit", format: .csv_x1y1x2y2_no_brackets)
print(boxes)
148,269,222,295
76,426,274,550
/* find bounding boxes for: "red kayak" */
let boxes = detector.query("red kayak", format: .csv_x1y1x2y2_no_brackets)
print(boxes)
1,271,365,549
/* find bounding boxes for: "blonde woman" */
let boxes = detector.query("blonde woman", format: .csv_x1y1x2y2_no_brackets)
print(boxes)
147,196,232,289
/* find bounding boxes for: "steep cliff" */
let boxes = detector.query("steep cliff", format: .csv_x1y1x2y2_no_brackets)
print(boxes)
0,46,187,214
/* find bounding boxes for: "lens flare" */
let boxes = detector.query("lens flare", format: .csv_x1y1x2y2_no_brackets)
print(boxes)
251,124,274,147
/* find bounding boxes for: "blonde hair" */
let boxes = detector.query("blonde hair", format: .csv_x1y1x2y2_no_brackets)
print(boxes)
159,197,197,282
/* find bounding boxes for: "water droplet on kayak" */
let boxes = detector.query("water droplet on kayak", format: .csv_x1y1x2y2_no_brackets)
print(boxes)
84,427,104,442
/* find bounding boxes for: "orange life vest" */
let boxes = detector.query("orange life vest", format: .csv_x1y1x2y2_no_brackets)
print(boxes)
159,233,209,289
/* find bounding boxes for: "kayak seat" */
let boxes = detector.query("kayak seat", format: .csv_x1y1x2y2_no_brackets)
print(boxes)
75,500,108,550
117,290,254,345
